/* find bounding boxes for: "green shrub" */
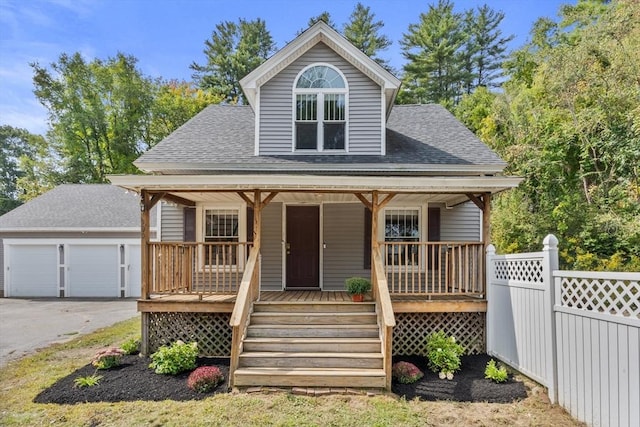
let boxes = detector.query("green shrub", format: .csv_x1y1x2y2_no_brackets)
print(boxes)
392,361,424,384
149,340,198,375
187,366,224,392
484,359,509,383
425,331,464,379
121,337,140,355
74,374,102,388
91,347,124,370
345,277,371,295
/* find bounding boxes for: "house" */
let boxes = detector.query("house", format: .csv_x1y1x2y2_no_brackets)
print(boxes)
0,184,155,298
109,22,521,389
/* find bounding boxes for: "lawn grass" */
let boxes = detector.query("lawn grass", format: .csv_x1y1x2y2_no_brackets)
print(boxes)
0,318,583,427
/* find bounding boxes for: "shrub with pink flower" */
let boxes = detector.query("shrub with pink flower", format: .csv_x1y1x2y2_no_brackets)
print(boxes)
187,366,224,393
392,361,424,384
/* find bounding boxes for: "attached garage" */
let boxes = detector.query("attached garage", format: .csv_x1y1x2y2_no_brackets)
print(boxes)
0,185,152,298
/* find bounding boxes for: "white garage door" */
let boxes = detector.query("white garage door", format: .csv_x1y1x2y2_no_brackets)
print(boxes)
68,244,119,297
127,244,141,298
8,245,58,297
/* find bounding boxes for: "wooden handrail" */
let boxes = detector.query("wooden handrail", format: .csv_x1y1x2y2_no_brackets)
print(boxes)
373,249,396,328
372,248,396,390
229,246,260,388
230,246,260,327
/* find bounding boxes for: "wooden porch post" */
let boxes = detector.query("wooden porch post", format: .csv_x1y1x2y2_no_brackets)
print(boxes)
252,190,262,300
482,192,491,247
140,190,151,356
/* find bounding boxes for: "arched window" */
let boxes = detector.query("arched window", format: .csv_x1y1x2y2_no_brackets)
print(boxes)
293,64,347,151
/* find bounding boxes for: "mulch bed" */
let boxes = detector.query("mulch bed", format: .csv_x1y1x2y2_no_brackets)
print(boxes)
392,354,527,403
33,356,230,404
34,353,526,404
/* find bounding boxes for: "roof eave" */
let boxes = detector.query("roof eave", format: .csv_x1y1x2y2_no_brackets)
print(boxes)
240,21,401,110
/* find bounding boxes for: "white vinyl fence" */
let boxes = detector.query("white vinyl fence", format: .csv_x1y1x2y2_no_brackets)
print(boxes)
487,236,639,427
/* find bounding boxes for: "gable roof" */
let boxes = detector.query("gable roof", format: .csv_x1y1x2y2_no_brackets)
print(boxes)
240,21,401,115
134,103,506,174
0,184,140,231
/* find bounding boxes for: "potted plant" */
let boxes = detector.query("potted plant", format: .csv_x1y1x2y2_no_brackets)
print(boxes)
345,276,371,302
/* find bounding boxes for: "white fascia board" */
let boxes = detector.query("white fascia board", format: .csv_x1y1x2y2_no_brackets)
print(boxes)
0,227,140,233
133,162,506,175
240,21,400,109
109,174,522,193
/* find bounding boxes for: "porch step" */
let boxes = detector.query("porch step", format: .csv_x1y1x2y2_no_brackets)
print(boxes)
246,324,379,338
234,301,385,389
238,352,383,369
242,337,381,353
233,367,387,388
253,301,375,313
250,312,377,325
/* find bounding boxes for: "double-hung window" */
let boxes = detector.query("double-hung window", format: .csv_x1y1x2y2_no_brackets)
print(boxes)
384,209,420,266
294,65,347,151
204,209,239,266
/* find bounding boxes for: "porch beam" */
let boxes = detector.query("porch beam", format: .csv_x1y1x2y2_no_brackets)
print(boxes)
378,193,396,210
236,191,254,208
148,192,165,210
260,191,279,208
158,192,196,207
353,192,372,210
466,193,485,211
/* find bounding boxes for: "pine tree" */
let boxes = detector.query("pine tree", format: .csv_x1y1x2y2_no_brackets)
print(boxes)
343,3,393,71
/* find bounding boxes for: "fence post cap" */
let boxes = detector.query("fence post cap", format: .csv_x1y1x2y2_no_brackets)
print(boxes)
486,244,496,255
543,234,559,250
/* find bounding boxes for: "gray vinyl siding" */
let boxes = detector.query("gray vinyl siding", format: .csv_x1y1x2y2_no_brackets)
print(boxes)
440,202,481,241
323,203,370,291
259,42,382,155
160,203,184,241
260,202,283,290
0,239,4,296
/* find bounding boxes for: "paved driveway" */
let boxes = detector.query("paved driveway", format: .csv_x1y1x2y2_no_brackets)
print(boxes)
0,298,138,366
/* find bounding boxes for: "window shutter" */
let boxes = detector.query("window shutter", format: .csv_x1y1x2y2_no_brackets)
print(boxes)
246,207,254,242
183,207,196,242
428,207,441,241
364,208,372,269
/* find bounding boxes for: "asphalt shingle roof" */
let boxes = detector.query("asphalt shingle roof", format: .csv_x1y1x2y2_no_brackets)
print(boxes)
135,104,505,172
0,184,140,230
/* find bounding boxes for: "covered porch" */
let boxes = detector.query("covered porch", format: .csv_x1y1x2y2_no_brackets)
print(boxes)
110,173,520,389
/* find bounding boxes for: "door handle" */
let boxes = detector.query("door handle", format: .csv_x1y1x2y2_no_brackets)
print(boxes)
286,242,290,255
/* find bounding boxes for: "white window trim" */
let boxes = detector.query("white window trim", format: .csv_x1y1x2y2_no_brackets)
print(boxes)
291,63,349,153
378,205,427,271
196,203,247,271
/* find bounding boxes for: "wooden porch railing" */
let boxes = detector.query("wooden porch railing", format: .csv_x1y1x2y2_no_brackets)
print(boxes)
229,246,260,388
372,249,396,390
148,242,252,295
380,242,485,296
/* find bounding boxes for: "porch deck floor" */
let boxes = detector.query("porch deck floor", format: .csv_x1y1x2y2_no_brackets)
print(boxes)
139,291,486,313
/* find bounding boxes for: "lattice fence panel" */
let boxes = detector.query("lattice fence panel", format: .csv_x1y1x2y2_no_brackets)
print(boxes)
494,258,543,283
393,312,485,356
148,312,232,356
560,276,639,318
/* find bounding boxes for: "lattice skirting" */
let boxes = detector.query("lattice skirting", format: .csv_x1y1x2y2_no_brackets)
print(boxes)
147,312,232,357
393,312,485,356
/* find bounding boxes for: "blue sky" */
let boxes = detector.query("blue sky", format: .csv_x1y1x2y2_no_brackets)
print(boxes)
0,0,567,135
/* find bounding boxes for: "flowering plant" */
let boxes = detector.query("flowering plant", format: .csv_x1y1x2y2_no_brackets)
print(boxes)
425,331,464,380
392,361,424,384
187,366,224,392
91,347,124,370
